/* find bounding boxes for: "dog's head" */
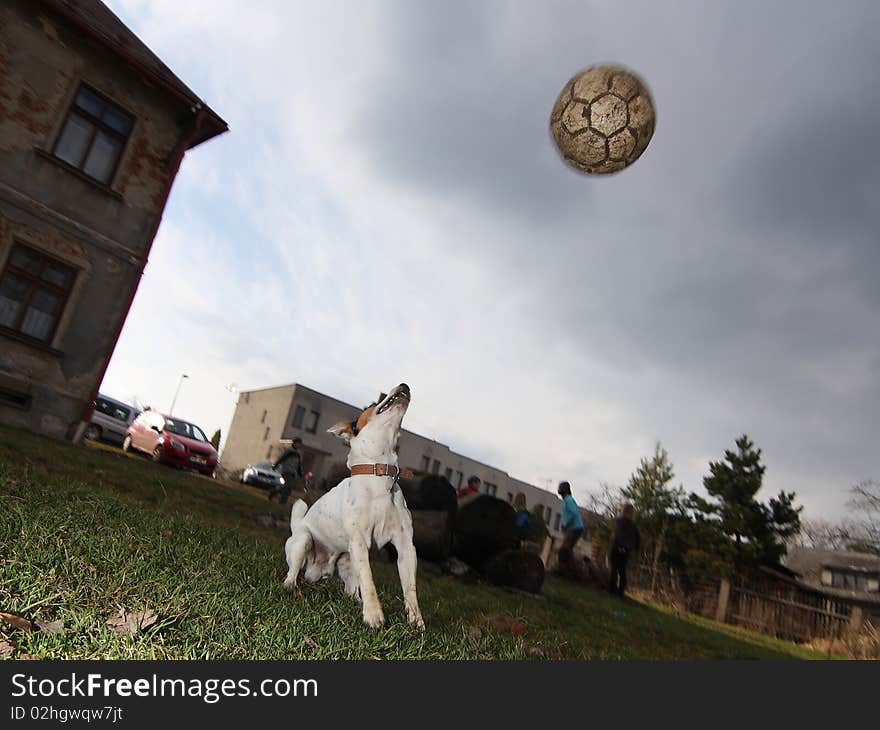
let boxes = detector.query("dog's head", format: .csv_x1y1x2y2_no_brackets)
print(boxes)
327,383,410,463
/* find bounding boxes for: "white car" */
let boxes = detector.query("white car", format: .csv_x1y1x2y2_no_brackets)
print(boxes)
240,461,284,490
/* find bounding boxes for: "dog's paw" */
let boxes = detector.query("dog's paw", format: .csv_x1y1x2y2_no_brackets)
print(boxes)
407,608,426,631
362,605,385,629
282,575,298,591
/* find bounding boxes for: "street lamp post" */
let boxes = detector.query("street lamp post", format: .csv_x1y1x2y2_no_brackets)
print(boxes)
169,373,189,415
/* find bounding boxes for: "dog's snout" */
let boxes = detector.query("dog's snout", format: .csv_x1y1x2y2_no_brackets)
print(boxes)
399,383,410,395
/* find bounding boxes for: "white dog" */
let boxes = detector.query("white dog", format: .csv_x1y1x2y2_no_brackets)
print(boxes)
283,383,424,629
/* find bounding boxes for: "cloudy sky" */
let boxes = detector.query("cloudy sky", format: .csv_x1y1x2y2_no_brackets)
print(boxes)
99,0,879,521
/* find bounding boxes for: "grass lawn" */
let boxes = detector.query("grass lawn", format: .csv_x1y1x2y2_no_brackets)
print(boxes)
0,425,829,660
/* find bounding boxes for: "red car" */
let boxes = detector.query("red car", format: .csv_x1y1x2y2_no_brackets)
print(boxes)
123,409,218,477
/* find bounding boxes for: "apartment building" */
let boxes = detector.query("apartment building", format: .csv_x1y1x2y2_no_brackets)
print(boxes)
222,382,591,540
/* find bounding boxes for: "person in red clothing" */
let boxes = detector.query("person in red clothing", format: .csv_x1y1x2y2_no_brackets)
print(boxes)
457,475,481,498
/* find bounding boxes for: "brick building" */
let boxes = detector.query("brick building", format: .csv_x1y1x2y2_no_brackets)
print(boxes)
0,0,226,440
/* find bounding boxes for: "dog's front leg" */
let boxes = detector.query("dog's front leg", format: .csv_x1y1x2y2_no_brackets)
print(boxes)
391,492,425,629
349,537,384,628
392,532,425,630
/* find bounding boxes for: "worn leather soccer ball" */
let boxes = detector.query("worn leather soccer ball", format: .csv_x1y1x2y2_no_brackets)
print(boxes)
550,64,656,175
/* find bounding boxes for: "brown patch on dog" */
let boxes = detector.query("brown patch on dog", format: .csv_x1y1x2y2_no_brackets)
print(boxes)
356,404,376,433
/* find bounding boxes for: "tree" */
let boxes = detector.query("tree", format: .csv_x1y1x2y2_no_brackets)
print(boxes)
847,480,880,554
692,435,802,573
586,482,622,550
791,518,854,551
621,443,686,592
210,429,221,451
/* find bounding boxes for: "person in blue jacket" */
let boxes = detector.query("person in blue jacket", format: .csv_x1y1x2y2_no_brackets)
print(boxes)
557,481,584,575
513,492,531,539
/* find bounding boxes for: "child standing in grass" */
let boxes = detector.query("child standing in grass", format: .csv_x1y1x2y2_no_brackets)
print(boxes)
556,481,584,575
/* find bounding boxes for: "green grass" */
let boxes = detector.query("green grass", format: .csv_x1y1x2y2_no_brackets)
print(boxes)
0,425,828,659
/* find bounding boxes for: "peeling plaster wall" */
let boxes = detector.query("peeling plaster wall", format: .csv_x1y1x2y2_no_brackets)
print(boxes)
0,0,192,440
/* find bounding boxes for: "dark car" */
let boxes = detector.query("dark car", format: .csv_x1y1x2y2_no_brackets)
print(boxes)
123,409,218,477
240,461,284,490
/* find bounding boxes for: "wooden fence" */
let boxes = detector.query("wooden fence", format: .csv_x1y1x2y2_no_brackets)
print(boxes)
626,563,870,645
722,580,859,643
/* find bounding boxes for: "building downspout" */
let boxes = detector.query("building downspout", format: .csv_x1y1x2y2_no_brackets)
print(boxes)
72,108,208,444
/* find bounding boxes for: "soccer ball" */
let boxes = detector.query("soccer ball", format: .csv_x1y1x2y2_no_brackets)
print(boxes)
549,64,656,175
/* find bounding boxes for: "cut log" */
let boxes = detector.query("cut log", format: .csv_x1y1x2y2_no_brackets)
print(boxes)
398,475,457,561
453,495,520,570
484,549,545,594
399,475,457,512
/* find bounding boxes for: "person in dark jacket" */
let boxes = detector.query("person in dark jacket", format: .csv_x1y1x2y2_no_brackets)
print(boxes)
269,437,304,504
608,502,640,597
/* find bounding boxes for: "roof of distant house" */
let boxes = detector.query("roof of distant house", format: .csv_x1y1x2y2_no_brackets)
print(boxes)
40,0,228,148
784,546,880,604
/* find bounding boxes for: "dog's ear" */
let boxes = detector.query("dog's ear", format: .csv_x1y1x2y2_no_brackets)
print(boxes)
327,421,355,444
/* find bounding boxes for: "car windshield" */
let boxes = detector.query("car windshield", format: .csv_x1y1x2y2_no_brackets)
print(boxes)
164,418,209,443
95,398,130,422
253,461,276,471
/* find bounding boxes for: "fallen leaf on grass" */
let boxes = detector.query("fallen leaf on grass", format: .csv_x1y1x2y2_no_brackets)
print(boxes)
527,647,544,658
106,609,158,636
302,636,319,652
482,613,527,636
468,626,483,640
0,612,32,632
0,639,14,656
35,619,65,635
162,530,173,537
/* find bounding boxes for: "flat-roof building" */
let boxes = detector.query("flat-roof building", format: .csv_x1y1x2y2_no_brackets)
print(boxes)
222,382,596,541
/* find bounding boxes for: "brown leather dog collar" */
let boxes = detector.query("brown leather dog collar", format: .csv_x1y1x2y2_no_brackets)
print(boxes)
350,463,414,480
